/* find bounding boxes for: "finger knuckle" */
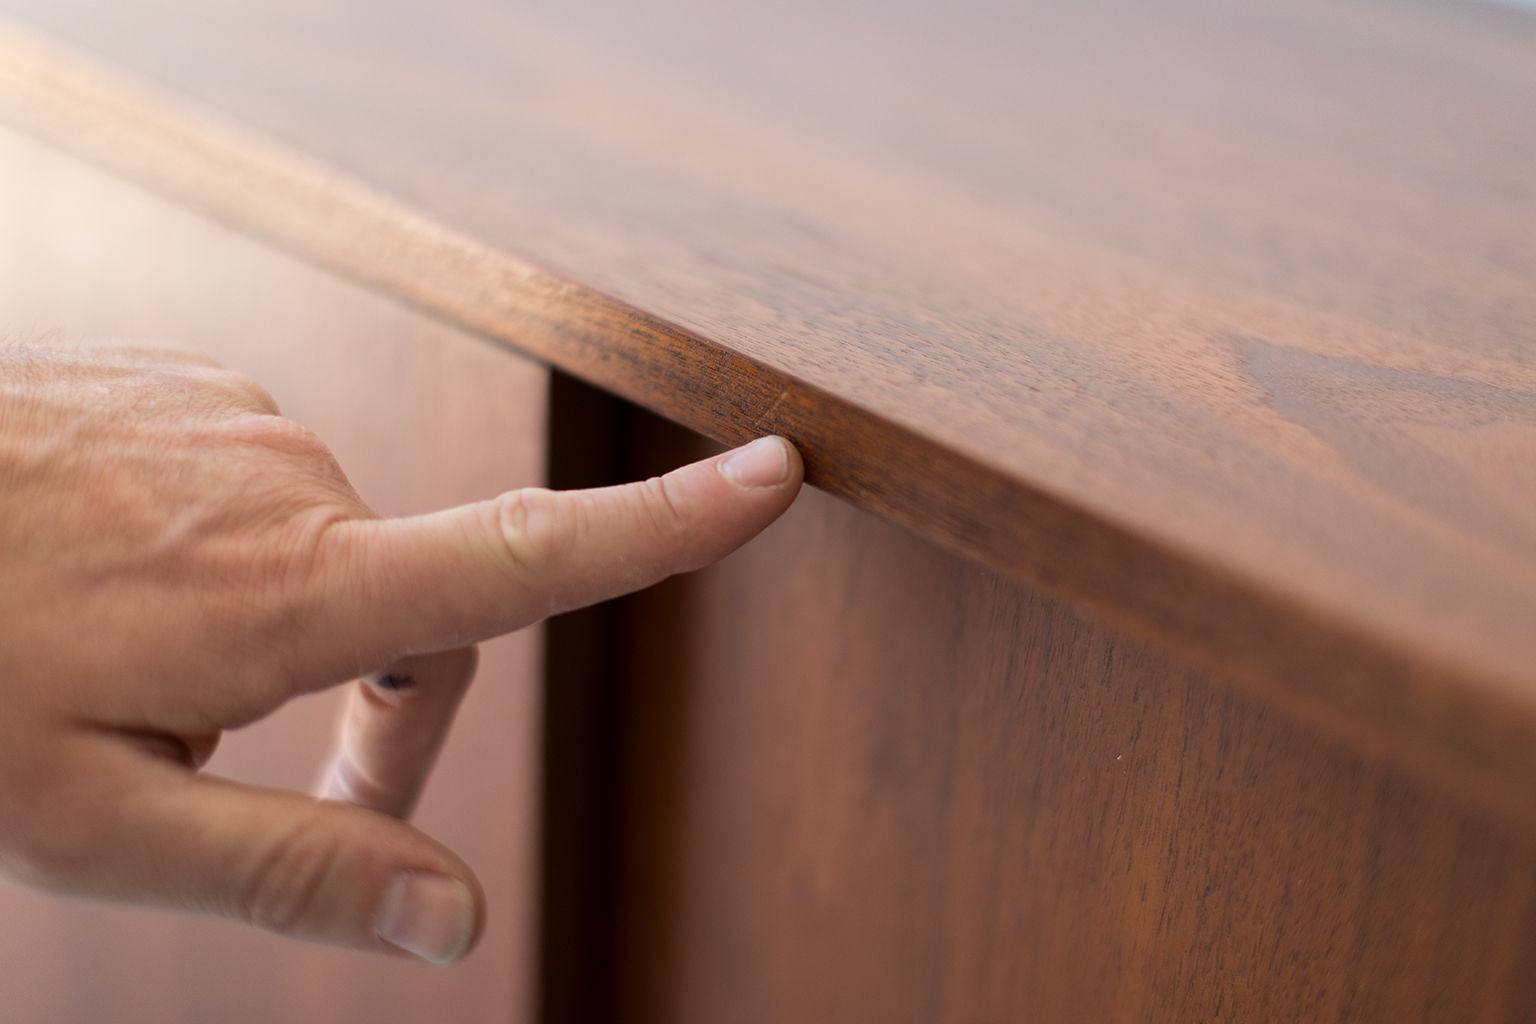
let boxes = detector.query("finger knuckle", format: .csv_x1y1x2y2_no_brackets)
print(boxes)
637,474,690,541
495,488,532,547
230,417,358,501
209,367,282,415
495,487,564,568
236,415,332,462
238,816,344,935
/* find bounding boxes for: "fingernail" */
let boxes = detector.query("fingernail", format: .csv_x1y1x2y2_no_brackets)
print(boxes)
370,672,414,692
375,871,476,965
720,437,790,488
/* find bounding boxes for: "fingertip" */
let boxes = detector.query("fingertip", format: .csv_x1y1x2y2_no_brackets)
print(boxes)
375,869,483,965
718,436,803,490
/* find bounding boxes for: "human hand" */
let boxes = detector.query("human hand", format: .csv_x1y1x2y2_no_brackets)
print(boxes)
0,340,802,964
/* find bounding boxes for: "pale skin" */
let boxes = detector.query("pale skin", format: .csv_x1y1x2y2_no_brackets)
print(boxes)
0,340,803,964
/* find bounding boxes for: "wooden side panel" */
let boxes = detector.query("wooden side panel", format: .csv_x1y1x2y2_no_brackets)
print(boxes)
0,125,543,1022
601,422,1536,1023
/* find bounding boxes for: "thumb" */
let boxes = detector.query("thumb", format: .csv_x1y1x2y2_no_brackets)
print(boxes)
290,435,803,681
36,738,483,964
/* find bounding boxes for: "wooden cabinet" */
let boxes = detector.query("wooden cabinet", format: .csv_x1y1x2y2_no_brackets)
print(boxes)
1,2,1534,1021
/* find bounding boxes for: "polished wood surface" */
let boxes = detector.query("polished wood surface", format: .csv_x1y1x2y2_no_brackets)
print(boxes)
593,416,1536,1023
0,2,1532,828
0,124,545,1024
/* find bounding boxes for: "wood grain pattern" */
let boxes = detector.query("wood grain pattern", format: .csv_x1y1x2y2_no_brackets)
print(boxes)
601,418,1536,1023
0,3,1532,828
0,124,545,1024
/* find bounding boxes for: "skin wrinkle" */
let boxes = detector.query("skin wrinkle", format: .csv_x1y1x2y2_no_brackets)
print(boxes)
649,470,694,554
496,486,569,621
236,803,345,935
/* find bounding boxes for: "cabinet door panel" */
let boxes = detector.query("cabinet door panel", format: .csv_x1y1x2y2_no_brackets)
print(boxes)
572,416,1536,1024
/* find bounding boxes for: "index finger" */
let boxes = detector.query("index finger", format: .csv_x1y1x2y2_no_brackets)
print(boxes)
282,435,802,688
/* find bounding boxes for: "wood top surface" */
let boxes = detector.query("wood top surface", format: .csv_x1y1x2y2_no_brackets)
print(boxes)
0,1,1534,821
